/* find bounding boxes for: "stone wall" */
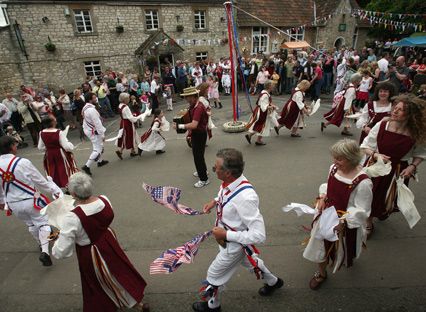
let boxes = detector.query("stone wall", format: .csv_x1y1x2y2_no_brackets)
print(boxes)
0,3,229,96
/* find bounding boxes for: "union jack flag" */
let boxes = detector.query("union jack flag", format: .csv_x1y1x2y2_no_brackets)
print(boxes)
150,231,212,274
142,183,203,215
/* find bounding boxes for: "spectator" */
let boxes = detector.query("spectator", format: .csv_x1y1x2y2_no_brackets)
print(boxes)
2,93,22,133
387,56,410,93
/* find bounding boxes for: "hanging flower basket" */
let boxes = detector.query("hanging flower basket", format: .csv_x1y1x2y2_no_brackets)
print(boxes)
176,25,184,32
116,25,124,33
45,36,56,52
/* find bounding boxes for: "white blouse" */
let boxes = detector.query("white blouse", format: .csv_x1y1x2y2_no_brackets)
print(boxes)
343,84,357,111
356,101,392,129
119,103,140,123
292,88,305,110
319,165,373,228
38,128,74,152
52,196,112,259
360,121,426,160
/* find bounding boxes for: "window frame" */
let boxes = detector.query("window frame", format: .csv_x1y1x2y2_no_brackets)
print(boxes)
194,10,206,30
0,5,10,27
73,9,94,34
251,26,269,54
145,9,159,31
84,60,102,78
195,51,208,61
288,28,305,42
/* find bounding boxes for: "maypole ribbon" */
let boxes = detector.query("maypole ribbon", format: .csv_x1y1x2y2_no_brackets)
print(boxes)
224,2,237,122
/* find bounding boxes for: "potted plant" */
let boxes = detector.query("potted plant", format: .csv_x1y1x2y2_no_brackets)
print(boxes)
116,25,124,33
176,25,184,32
45,36,56,52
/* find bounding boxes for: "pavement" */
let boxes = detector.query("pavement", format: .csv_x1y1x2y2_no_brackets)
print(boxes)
0,93,425,312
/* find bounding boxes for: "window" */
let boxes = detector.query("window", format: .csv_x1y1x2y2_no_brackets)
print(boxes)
194,10,206,30
288,28,304,42
84,61,101,78
145,10,159,30
196,52,208,61
73,9,93,33
252,27,268,54
0,5,10,27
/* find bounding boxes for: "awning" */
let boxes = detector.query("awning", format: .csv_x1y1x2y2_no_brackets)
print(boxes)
281,40,310,49
393,36,426,47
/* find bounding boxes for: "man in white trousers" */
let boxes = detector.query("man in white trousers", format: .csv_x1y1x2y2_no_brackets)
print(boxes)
0,136,63,266
192,148,283,312
81,92,109,176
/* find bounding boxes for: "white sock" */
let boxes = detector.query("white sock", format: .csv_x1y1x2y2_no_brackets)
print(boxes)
39,225,51,254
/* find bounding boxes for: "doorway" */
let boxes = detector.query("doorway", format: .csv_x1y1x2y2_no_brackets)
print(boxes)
334,37,345,50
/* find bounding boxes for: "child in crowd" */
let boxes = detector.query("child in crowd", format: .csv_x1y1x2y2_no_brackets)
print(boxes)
164,86,173,111
355,69,372,110
221,69,231,95
138,109,168,155
6,125,27,148
207,76,222,108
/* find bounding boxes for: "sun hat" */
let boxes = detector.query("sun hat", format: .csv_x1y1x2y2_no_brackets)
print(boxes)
180,86,199,97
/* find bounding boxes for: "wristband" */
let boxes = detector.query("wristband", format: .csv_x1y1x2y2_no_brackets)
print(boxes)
178,124,185,130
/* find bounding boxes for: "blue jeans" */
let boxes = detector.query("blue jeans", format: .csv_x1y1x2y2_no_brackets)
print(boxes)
99,97,114,117
312,79,323,101
323,72,333,93
285,77,295,93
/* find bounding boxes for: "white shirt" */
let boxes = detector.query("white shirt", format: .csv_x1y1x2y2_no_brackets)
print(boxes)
150,80,160,94
2,98,18,113
292,88,305,110
356,101,392,129
215,175,266,249
58,94,71,111
377,58,389,73
319,165,373,228
0,103,11,123
343,84,357,110
358,77,372,92
118,103,140,123
38,129,75,152
82,103,105,137
0,154,62,204
360,121,426,160
258,90,271,112
52,196,112,259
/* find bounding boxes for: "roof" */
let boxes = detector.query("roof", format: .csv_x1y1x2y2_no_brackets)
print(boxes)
393,36,426,47
281,40,310,49
236,0,314,27
134,29,184,55
3,0,223,4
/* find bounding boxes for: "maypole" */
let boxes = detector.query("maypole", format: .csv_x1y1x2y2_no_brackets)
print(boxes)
222,1,247,133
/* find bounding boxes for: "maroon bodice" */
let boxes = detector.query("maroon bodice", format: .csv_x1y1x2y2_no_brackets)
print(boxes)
41,130,61,150
72,196,114,243
366,101,391,128
326,166,369,212
377,121,415,164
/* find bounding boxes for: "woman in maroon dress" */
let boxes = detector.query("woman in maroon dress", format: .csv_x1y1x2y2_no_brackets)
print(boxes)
38,116,78,188
52,172,149,312
116,92,142,159
361,95,426,235
304,139,372,290
356,81,395,145
275,79,310,137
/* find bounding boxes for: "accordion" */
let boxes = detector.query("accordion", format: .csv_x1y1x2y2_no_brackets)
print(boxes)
173,109,191,133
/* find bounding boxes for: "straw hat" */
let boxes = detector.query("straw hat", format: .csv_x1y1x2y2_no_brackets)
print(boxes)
180,87,199,97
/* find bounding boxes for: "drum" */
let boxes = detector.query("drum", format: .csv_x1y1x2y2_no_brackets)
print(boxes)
173,109,191,133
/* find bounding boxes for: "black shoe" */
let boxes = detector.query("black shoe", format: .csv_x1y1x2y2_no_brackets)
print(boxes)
255,141,266,146
138,148,143,156
321,122,326,132
130,152,138,157
156,150,165,154
192,301,221,312
258,277,284,296
39,252,52,267
97,160,109,167
218,103,223,109
81,165,92,176
115,150,123,160
245,134,252,144
274,126,280,135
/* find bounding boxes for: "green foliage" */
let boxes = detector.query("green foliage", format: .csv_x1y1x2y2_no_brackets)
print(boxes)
366,0,426,14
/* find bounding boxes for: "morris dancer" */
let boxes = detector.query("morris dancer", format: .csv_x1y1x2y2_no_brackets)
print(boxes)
304,139,372,290
245,80,278,146
275,80,311,137
192,148,283,312
115,92,143,160
138,109,166,155
51,173,149,312
81,92,109,176
356,81,395,145
0,136,63,266
360,95,426,236
321,73,362,136
197,83,215,140
38,116,78,188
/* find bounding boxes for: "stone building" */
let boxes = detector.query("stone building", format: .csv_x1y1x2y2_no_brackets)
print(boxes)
237,0,370,56
0,0,229,94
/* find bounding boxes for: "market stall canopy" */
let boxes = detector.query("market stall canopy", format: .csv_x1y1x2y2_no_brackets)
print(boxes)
393,36,426,47
281,40,311,49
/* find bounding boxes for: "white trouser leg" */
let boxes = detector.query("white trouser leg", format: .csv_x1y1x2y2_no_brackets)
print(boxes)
85,134,104,167
241,254,278,286
8,200,51,251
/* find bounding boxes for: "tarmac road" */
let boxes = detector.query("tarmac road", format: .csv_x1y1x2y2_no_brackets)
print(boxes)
0,94,425,312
